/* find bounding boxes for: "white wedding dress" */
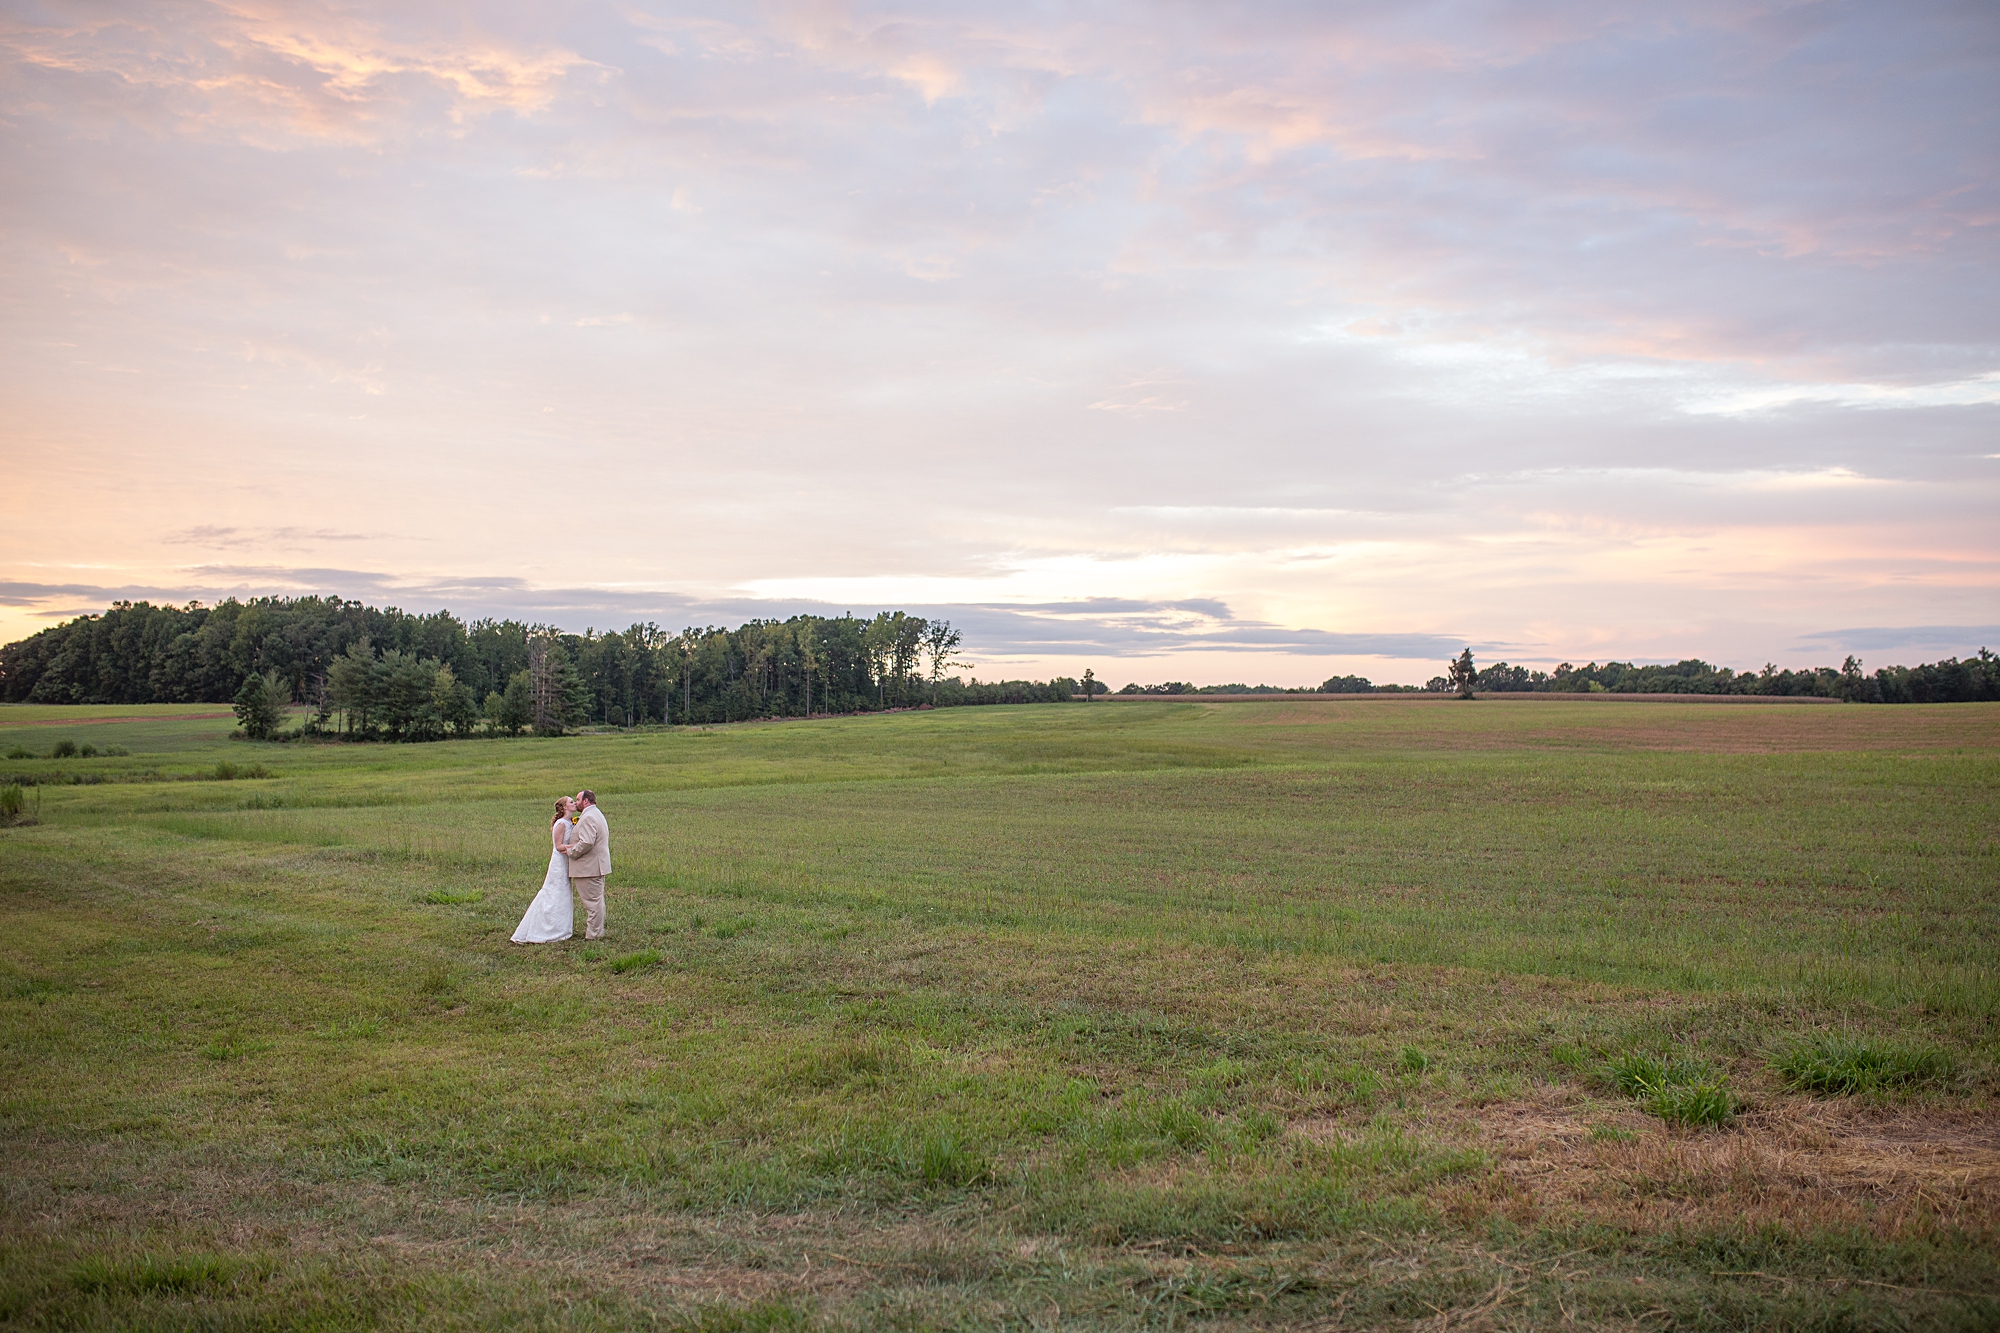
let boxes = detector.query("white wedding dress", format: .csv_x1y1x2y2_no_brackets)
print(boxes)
512,817,575,943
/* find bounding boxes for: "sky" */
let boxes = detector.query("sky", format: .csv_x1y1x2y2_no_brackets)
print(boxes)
3,1,1997,688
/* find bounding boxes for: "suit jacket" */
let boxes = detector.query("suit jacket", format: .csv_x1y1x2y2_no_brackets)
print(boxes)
564,804,612,877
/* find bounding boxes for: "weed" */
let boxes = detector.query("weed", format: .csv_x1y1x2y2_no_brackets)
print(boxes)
1590,1123,1637,1142
1400,1046,1433,1074
608,948,661,973
418,963,454,996
420,889,485,905
0,785,20,820
1771,1036,1955,1095
580,945,605,962
200,1037,273,1061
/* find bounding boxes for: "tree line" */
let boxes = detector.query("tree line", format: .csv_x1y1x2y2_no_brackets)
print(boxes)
1424,651,2000,703
0,597,1094,739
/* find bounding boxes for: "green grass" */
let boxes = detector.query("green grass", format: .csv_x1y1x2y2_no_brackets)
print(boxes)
2,697,1996,1328
420,888,486,905
1641,1079,1741,1128
1606,1051,1719,1097
1773,1035,1957,1095
606,948,661,973
1606,1051,1743,1128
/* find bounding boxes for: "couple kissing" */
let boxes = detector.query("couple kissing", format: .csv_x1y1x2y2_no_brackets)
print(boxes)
511,789,612,944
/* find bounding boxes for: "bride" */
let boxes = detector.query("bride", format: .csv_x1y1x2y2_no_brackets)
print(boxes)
512,797,577,943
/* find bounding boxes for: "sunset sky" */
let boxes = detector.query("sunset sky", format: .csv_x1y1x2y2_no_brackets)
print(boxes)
3,1,1996,686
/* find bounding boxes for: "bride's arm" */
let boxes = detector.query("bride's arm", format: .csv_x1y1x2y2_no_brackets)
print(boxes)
552,820,569,851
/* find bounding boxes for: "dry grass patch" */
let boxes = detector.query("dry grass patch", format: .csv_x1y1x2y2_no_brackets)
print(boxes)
1461,1084,2000,1236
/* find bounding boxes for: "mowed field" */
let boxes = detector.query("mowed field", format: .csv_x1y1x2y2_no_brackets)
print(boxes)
1,698,1996,1331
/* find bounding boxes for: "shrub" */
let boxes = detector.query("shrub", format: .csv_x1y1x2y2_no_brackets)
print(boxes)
210,761,272,781
1772,1037,1954,1096
77,743,97,757
4,746,28,759
0,785,20,819
51,739,78,758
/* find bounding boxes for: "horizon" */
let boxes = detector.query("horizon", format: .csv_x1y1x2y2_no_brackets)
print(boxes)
4,3,1996,677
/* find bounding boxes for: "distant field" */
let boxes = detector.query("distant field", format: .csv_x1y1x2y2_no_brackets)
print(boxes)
0,701,246,754
2,699,1996,1330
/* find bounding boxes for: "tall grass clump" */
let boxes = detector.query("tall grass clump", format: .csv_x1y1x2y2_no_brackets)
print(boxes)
1607,1052,1739,1128
0,784,21,820
50,739,78,759
918,1129,991,1187
1772,1036,1954,1096
607,949,661,973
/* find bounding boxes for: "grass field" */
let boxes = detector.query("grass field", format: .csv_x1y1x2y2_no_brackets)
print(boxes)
2,698,1996,1330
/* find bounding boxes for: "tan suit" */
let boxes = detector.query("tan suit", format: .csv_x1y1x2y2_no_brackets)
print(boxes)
564,803,612,939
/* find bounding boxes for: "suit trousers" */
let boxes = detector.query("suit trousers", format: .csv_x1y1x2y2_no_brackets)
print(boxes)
571,875,606,939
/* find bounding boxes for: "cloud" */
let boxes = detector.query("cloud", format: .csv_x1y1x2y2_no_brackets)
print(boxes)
2,2,1996,678
1794,626,2000,656
1686,373,2000,417
165,526,377,548
1,3,608,148
948,601,1462,658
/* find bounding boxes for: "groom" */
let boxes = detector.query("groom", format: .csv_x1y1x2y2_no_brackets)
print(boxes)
564,789,612,940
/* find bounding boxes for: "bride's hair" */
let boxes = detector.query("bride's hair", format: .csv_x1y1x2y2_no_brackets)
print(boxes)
551,798,569,826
